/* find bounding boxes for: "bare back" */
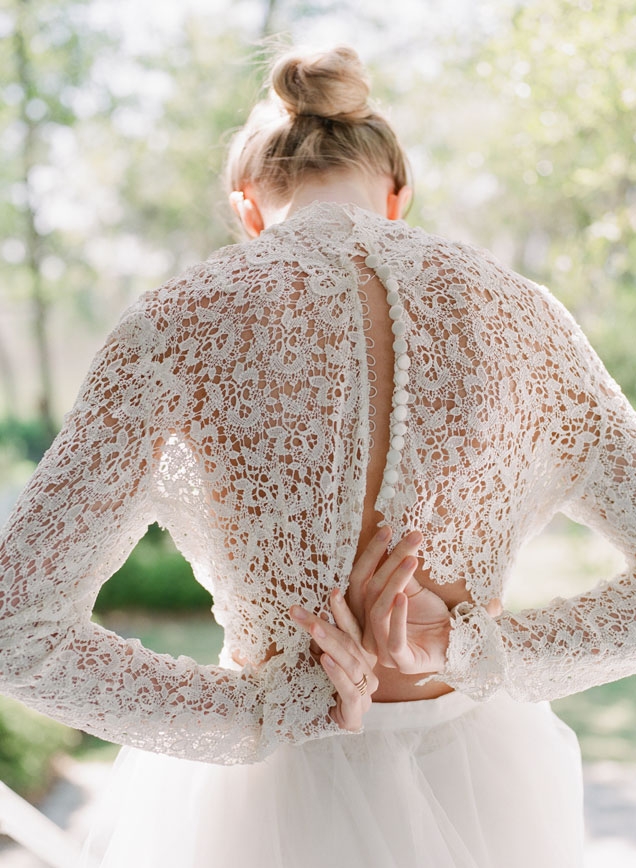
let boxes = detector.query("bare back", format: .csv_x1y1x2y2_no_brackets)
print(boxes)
348,259,485,700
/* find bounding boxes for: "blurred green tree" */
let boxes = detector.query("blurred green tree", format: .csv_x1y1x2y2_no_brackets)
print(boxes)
478,0,636,395
1,0,123,438
111,23,259,268
398,0,636,397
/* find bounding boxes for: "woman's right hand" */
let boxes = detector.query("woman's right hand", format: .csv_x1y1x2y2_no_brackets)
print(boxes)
291,589,379,732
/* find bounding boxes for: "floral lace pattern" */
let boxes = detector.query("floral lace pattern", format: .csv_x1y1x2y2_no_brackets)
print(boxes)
1,202,635,763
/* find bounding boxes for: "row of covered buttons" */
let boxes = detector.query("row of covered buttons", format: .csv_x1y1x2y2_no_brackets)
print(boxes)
365,253,411,503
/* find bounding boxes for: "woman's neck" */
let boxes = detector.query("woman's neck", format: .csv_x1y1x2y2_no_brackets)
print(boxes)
287,179,385,215
261,172,394,228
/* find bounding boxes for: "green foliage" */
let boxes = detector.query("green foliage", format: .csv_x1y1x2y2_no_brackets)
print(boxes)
395,0,636,400
0,417,51,504
2,1,632,417
93,524,213,613
474,1,636,395
554,676,636,762
1,0,149,423
114,26,263,265
0,415,56,463
0,695,79,798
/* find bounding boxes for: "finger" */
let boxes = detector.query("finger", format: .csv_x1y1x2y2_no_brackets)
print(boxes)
291,606,325,656
486,596,503,617
369,556,418,666
291,604,379,711
346,525,393,590
365,530,422,598
330,588,364,645
322,654,373,732
291,607,326,657
371,556,419,624
386,592,413,669
362,531,423,634
361,625,378,657
362,544,420,655
291,605,369,674
362,531,423,654
308,610,331,659
309,619,368,679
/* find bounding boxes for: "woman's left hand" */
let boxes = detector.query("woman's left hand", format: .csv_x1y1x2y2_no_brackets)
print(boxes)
362,531,452,675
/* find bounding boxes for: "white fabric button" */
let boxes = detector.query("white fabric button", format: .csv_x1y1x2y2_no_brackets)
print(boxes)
365,254,380,268
373,262,412,514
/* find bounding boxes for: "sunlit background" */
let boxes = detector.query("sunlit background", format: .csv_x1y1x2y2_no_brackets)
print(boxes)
1,0,636,864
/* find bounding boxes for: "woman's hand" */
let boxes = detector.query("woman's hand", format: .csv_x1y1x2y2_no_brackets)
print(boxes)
289,529,394,731
290,593,379,731
362,530,452,675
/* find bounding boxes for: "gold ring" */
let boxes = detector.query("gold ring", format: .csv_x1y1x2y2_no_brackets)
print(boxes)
354,673,368,696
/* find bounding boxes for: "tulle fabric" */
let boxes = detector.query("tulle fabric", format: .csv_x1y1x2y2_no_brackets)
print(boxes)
81,690,584,868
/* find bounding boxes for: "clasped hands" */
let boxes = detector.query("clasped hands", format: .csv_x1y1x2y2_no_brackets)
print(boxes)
290,527,452,732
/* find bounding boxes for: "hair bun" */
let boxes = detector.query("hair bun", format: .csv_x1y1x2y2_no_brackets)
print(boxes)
271,46,372,122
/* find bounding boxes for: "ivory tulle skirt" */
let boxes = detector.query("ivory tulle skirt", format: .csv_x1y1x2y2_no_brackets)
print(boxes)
80,690,584,868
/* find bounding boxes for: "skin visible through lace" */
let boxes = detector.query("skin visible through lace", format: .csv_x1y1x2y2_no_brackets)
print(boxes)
350,255,496,700
1,200,635,763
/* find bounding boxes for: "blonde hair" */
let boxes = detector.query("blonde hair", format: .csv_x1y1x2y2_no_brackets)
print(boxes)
226,46,409,205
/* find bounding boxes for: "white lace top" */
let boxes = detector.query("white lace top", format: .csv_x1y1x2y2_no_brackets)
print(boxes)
1,202,635,764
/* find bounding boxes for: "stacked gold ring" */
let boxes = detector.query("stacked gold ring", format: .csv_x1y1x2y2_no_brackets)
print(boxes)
354,673,368,696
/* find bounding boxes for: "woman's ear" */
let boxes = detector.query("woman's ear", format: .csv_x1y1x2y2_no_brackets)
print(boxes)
229,190,265,237
386,186,413,221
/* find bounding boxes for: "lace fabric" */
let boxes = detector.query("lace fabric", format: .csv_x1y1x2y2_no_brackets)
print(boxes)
0,201,635,764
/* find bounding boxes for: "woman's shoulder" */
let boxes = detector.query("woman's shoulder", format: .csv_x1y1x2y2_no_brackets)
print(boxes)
131,242,258,320
403,226,566,323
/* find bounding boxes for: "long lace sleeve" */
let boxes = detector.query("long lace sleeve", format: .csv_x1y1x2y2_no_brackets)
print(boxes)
0,302,340,764
421,281,636,702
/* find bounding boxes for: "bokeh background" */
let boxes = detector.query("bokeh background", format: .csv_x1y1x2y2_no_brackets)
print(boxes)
1,0,635,861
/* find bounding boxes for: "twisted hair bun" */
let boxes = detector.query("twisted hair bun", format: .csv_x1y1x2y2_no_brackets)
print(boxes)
226,43,409,208
271,46,372,122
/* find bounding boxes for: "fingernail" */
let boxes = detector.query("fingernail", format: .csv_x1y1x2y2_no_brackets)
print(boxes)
376,526,391,542
332,588,342,602
407,531,423,545
322,654,335,668
291,606,307,620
